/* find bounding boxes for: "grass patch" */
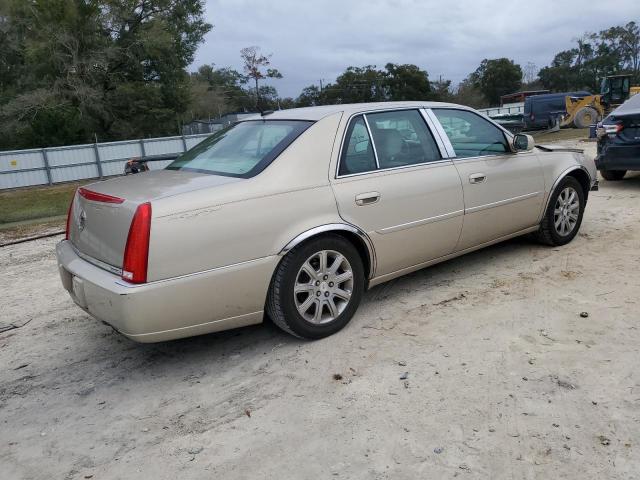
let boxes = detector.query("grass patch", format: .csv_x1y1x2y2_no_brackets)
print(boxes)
0,181,89,225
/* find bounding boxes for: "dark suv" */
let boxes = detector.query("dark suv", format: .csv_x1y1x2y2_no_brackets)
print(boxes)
523,91,591,130
596,93,640,180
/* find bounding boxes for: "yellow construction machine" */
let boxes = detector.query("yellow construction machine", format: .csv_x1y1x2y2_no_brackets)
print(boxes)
561,74,640,128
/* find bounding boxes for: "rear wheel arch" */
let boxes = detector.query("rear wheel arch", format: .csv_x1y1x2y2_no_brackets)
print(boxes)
278,224,375,280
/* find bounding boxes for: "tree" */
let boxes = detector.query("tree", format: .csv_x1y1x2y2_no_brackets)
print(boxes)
384,63,431,101
296,84,322,107
452,77,486,108
240,46,282,110
471,58,522,106
538,23,640,93
0,0,211,149
321,65,387,104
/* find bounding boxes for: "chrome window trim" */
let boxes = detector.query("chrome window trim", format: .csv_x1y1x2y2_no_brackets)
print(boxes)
361,114,380,169
465,191,542,214
334,106,446,180
336,158,453,180
376,209,464,235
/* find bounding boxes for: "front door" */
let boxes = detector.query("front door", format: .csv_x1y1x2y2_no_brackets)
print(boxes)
431,108,545,251
331,109,464,277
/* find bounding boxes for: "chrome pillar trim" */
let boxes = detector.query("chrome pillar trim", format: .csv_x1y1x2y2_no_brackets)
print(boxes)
419,109,451,159
279,223,377,279
423,109,456,157
362,114,380,169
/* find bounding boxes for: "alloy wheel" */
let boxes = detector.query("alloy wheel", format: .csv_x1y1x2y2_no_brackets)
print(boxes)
293,250,354,324
554,186,580,236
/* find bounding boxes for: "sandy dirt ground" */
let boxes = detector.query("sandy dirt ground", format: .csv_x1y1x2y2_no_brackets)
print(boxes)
1,140,639,479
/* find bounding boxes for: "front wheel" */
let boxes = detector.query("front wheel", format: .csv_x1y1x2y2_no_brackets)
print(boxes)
536,176,585,246
267,234,365,339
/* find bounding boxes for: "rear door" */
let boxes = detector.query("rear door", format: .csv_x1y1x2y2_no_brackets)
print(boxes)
430,108,545,251
330,108,464,277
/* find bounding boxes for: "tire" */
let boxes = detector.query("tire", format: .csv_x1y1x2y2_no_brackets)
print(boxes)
266,234,365,339
535,176,585,246
573,107,598,129
600,169,626,181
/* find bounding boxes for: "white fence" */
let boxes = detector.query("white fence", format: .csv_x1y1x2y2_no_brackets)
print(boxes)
0,133,211,190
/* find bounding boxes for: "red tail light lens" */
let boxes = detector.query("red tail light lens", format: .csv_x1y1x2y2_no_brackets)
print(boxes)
604,123,623,135
79,187,124,204
122,203,152,284
65,191,76,240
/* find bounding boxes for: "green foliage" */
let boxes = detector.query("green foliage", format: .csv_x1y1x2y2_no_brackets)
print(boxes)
0,0,211,149
470,58,522,106
539,22,640,92
295,63,436,106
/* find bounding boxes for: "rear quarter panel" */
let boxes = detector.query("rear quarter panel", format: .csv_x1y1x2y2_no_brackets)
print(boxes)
146,112,344,281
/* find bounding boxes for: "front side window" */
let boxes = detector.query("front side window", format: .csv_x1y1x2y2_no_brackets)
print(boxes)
167,120,312,178
433,109,509,158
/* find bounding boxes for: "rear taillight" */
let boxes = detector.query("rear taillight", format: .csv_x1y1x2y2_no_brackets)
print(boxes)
65,191,76,240
122,203,152,284
604,123,623,135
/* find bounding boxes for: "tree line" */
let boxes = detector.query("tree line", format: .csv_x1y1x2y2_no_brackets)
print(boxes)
1,1,638,150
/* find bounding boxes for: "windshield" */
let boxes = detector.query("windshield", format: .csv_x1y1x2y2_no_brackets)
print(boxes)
167,120,313,178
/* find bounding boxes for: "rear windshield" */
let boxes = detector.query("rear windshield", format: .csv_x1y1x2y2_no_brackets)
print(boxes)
167,120,313,178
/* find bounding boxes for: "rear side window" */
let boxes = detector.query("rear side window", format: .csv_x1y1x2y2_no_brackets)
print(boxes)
167,120,312,178
433,109,509,158
338,109,441,176
367,110,441,169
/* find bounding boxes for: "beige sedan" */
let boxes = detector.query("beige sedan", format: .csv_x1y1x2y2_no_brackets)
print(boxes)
56,102,597,342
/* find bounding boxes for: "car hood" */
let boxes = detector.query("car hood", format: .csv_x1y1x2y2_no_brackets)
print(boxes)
535,144,584,154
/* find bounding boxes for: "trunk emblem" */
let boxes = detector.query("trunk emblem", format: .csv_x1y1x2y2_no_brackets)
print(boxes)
78,209,87,232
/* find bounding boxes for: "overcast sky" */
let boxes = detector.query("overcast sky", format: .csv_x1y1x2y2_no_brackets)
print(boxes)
191,0,640,98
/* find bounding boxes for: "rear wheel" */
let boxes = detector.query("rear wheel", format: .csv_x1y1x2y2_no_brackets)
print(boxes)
267,234,365,339
573,107,598,129
536,176,585,246
600,169,626,181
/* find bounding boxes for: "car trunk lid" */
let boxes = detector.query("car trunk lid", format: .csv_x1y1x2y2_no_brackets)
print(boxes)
68,170,242,269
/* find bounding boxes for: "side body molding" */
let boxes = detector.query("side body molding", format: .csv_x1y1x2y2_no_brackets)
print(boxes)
278,223,377,279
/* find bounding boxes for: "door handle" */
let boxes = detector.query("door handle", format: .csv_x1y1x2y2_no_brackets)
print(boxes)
469,173,486,184
355,192,380,206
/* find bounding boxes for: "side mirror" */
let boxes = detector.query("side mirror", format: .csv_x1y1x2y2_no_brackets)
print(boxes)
513,133,535,152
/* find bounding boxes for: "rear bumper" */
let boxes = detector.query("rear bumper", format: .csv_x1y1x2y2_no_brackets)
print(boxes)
56,240,278,342
596,144,640,171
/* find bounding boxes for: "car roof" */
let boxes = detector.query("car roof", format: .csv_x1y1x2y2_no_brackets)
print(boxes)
240,101,472,122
